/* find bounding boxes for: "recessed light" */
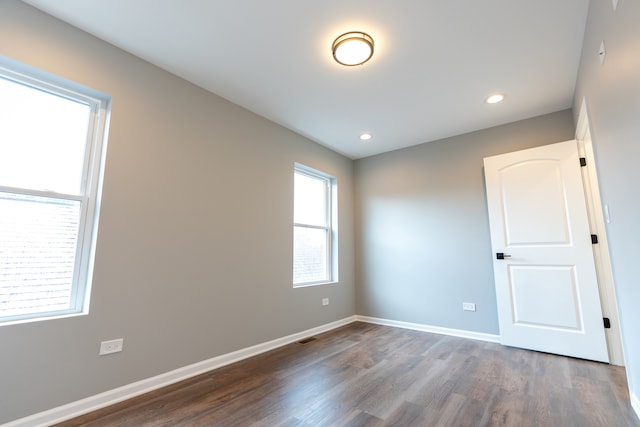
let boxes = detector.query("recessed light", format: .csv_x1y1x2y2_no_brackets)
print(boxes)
360,133,373,141
485,93,505,104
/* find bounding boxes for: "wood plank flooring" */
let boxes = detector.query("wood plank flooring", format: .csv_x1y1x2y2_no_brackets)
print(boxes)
55,322,639,427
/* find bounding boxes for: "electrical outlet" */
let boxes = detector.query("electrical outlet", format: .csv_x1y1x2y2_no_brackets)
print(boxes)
462,302,476,312
322,298,329,306
99,338,124,355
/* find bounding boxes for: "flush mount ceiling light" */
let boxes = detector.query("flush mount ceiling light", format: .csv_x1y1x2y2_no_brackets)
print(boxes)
485,93,505,104
360,132,373,141
332,32,374,66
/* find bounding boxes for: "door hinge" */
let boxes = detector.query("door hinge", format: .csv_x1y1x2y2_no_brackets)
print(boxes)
591,234,599,244
580,157,587,167
603,317,611,328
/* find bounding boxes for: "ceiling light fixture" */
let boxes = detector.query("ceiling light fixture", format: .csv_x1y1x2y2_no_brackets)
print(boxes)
332,32,374,66
360,132,373,141
485,93,505,104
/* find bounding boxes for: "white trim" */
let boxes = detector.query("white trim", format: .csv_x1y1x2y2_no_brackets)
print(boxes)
293,163,336,286
4,316,357,427
356,315,500,343
575,99,625,366
6,313,633,426
5,314,500,426
0,59,110,326
631,392,640,422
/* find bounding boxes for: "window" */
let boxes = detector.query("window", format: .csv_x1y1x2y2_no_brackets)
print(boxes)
0,58,110,324
293,164,336,286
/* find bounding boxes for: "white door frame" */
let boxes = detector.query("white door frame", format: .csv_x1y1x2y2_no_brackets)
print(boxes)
576,98,625,366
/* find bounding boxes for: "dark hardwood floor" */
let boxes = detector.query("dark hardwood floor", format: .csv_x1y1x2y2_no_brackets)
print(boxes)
56,322,639,427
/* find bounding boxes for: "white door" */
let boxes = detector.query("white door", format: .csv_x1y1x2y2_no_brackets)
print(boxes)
484,140,609,362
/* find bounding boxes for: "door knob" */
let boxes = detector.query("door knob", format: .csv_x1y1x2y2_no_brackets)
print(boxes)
496,253,512,260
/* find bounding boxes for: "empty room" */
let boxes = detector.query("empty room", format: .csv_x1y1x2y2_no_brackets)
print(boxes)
0,1,639,426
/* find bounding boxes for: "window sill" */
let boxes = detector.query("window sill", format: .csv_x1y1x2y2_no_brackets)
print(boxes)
0,310,88,327
293,281,338,288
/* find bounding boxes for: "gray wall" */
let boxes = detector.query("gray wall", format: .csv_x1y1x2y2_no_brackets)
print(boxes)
354,111,575,334
0,1,355,422
573,0,640,405
2,0,638,423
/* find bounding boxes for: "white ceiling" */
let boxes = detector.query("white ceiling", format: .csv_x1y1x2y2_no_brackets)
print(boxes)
22,0,590,159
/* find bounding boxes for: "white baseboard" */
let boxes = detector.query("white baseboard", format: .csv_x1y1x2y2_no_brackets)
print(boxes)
631,391,640,422
9,315,634,426
4,316,357,427
5,315,500,426
356,315,500,343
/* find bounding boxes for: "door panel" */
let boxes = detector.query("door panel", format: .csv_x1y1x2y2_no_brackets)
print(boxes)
501,160,570,245
509,265,580,329
484,140,608,362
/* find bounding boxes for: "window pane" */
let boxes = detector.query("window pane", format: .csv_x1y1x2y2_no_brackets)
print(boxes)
293,226,328,284
0,192,80,317
0,77,90,195
294,172,327,226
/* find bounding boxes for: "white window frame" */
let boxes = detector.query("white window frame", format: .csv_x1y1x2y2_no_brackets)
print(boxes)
0,57,110,325
293,163,337,287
